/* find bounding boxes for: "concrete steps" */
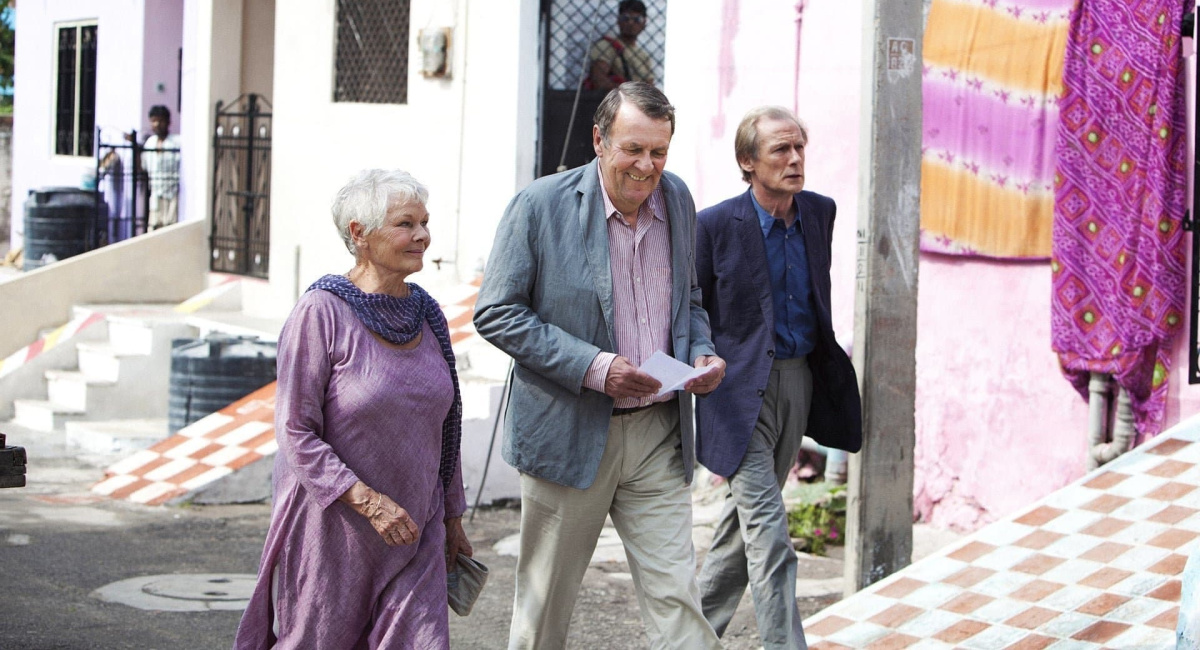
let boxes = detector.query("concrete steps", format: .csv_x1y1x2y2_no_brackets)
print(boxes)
12,398,85,431
9,305,198,448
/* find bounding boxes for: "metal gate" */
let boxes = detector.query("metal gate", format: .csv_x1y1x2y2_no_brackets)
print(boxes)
210,94,271,279
538,0,668,178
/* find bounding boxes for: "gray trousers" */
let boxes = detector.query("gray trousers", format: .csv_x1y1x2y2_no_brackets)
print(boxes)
508,402,721,650
698,356,813,650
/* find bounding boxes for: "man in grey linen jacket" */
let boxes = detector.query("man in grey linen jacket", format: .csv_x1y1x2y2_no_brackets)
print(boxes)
474,82,725,650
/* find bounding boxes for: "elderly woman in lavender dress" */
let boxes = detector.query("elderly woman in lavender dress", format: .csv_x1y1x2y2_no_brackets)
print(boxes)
234,169,473,649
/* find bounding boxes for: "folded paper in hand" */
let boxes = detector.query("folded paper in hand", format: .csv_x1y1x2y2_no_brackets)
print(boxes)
447,553,488,616
639,350,717,397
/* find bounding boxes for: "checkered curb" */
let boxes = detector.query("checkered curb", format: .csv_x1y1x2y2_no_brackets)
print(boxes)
439,277,482,352
806,427,1200,649
0,311,106,380
91,384,277,505
173,275,240,314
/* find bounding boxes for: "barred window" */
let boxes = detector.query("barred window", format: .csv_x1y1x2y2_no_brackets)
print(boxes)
54,22,98,157
334,0,411,104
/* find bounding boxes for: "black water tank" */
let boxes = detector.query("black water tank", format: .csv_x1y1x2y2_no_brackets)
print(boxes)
23,187,105,271
168,335,278,433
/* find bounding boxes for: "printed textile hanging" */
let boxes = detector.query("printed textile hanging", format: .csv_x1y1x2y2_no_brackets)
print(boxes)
1051,0,1188,436
920,0,1073,259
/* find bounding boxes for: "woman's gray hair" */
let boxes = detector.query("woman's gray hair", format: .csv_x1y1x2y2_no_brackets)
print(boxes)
734,106,808,183
331,169,429,256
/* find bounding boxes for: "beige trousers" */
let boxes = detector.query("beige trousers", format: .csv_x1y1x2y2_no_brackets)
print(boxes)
507,402,720,650
149,195,178,230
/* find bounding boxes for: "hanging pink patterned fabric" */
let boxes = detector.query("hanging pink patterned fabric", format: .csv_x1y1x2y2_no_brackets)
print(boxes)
1051,0,1188,436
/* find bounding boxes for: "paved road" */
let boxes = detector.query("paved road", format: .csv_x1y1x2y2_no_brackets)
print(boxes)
0,430,950,649
0,468,264,648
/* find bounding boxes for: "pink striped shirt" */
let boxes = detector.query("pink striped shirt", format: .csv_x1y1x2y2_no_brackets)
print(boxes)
582,167,674,408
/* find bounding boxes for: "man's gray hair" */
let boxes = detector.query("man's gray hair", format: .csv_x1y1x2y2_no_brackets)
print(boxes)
734,106,808,183
331,169,429,256
594,81,676,144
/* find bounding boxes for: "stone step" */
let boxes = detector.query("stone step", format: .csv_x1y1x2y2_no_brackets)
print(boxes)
46,365,168,420
12,399,86,432
75,342,124,383
65,418,170,455
45,370,116,412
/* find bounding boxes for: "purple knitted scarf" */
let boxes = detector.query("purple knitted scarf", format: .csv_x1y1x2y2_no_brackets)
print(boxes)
308,274,462,492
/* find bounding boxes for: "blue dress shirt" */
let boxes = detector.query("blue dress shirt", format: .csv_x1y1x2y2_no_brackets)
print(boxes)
752,192,816,359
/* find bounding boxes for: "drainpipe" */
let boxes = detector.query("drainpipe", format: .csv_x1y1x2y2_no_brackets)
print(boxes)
1090,385,1135,468
1085,372,1111,471
824,447,848,484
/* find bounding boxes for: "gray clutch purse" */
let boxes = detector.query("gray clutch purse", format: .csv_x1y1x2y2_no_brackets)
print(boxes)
447,552,488,616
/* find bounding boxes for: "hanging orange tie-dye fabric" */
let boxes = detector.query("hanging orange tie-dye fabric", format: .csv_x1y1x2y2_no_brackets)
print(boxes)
920,0,1072,259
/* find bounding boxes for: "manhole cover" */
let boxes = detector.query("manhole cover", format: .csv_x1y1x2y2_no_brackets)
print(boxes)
93,573,257,612
142,574,255,602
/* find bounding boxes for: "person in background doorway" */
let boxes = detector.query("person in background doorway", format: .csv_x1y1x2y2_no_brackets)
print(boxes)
586,0,655,91
693,106,863,649
142,105,181,230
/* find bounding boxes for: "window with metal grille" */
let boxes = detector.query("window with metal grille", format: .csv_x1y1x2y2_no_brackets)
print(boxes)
54,22,97,157
545,0,667,91
334,0,411,104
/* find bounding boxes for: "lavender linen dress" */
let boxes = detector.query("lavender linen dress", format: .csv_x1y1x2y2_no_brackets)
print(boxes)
234,290,467,649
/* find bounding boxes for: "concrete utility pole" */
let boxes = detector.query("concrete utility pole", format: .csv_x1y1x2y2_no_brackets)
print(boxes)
844,0,923,595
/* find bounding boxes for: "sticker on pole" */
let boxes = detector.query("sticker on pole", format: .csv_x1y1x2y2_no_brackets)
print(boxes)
886,38,916,82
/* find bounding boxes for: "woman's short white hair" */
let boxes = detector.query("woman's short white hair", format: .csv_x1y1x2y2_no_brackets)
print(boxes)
331,169,430,256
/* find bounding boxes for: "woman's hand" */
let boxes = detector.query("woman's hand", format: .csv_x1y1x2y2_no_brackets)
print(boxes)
340,481,420,546
444,516,473,571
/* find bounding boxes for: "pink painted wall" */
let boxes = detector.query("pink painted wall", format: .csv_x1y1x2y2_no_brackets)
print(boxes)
140,1,184,135
913,258,1090,530
668,1,1200,532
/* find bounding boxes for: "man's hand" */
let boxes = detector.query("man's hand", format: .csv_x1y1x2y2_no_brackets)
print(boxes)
685,355,726,395
444,516,474,571
604,356,662,399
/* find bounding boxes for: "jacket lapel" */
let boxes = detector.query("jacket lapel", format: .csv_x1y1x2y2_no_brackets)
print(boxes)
795,192,829,301
736,189,774,328
577,161,616,346
662,181,688,331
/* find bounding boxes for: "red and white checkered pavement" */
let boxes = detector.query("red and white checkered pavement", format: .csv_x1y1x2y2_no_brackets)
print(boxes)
91,385,277,505
805,422,1200,649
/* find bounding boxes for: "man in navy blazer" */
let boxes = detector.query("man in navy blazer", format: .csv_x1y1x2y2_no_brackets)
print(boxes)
694,106,862,649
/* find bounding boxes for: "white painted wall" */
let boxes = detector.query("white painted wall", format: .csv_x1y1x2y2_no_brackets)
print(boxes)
240,0,275,98
179,0,244,244
259,0,539,318
11,0,150,248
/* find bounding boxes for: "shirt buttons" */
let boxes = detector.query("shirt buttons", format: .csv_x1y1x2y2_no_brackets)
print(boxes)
757,389,765,397
767,350,774,357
